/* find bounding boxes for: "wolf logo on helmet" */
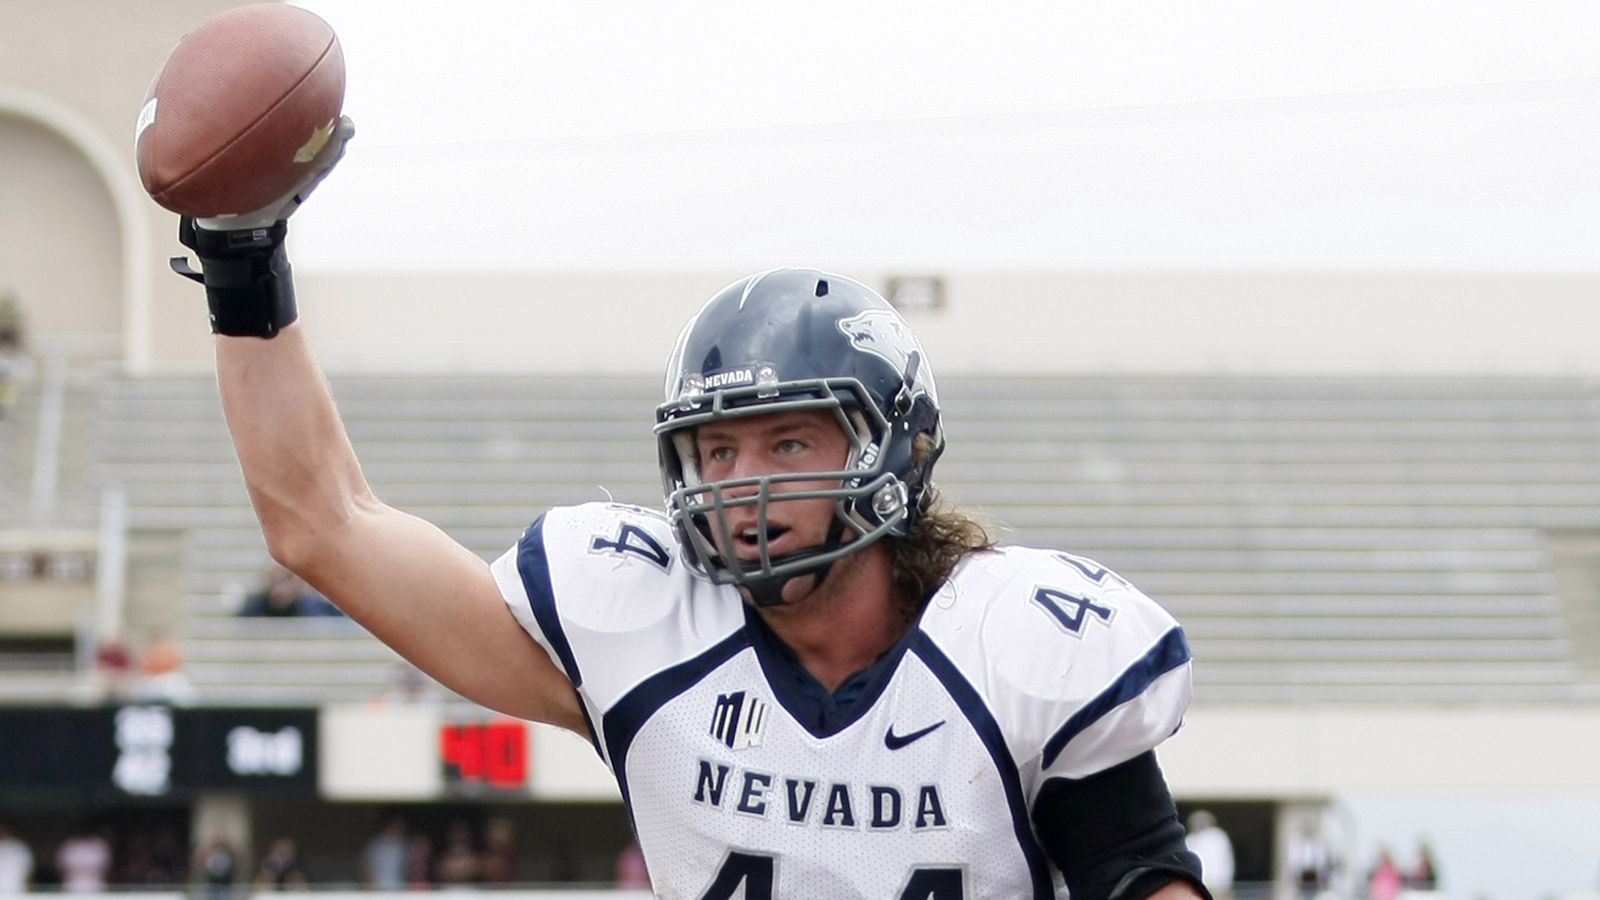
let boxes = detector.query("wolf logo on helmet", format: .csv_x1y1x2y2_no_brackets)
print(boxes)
654,268,945,606
838,308,938,403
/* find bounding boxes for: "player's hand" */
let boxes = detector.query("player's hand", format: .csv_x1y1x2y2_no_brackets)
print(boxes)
195,115,355,232
171,116,351,337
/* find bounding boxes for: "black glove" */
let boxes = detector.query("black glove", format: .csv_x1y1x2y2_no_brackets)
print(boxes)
171,116,354,338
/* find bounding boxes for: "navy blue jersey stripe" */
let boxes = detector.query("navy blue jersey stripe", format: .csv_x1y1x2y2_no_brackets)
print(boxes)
1042,626,1192,770
604,628,752,811
516,514,604,754
517,513,582,689
744,604,912,738
912,632,1055,899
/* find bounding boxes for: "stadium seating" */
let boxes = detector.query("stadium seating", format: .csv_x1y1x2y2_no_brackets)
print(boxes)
86,373,1600,705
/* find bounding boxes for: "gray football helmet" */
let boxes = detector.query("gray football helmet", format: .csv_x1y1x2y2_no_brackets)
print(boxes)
654,268,943,605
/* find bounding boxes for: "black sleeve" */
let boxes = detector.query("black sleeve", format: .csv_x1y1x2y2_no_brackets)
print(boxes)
1031,750,1209,900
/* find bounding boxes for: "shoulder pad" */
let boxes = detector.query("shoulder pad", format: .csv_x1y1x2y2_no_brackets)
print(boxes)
922,546,1193,780
490,502,742,711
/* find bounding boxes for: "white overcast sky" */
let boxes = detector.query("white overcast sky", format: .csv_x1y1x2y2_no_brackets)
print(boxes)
289,1,1600,272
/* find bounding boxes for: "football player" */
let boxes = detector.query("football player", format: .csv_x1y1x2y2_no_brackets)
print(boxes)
175,118,1207,900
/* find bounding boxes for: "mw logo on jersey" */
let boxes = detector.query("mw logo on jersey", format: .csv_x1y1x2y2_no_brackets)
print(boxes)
710,691,768,750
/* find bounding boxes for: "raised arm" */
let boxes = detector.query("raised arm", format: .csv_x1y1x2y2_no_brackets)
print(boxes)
216,326,582,729
177,123,583,732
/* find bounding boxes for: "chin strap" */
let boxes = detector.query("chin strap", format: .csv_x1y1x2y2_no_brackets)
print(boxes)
743,560,837,607
736,518,850,607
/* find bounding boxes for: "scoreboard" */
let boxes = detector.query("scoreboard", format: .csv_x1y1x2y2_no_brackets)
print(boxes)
0,706,316,800
440,719,528,792
0,704,617,802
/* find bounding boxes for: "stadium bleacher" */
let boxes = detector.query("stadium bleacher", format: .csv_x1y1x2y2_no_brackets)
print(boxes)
79,372,1600,706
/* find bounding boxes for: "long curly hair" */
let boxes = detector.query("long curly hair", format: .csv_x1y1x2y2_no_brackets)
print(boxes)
889,434,996,613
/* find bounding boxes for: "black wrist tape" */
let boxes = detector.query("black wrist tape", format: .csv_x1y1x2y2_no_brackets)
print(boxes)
172,217,298,338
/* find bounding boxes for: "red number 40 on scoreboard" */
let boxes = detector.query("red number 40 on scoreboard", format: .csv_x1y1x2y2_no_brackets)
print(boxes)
440,720,527,790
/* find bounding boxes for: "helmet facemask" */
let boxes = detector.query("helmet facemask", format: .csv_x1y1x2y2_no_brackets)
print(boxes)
656,377,912,606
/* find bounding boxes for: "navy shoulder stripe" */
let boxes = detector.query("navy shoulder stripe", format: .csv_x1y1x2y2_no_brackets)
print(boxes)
517,513,583,689
912,632,1055,898
1042,626,1191,770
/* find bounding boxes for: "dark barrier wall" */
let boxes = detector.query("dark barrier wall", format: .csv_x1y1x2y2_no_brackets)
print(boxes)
0,706,317,801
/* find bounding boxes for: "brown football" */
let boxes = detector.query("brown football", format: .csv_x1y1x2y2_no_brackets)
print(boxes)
136,3,344,217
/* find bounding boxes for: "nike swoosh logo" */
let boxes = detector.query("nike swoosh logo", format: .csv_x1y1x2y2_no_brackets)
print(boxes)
884,720,946,750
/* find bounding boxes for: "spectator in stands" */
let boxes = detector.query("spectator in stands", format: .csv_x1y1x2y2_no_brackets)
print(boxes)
434,819,480,885
479,816,518,886
0,823,34,893
404,832,434,889
192,838,240,900
1406,839,1439,891
0,290,21,349
253,837,308,891
1366,847,1403,900
120,826,184,887
1289,821,1333,899
238,563,342,617
87,636,136,702
0,289,28,421
55,825,112,893
1184,810,1234,900
132,638,198,706
361,817,408,891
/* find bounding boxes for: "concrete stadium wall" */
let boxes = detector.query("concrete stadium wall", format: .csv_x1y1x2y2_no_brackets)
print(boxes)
1162,706,1600,796
293,267,1600,377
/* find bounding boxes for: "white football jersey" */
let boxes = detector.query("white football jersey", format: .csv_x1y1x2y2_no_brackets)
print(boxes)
491,502,1193,900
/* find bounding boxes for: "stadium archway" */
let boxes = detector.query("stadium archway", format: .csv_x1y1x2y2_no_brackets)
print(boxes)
0,86,153,368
